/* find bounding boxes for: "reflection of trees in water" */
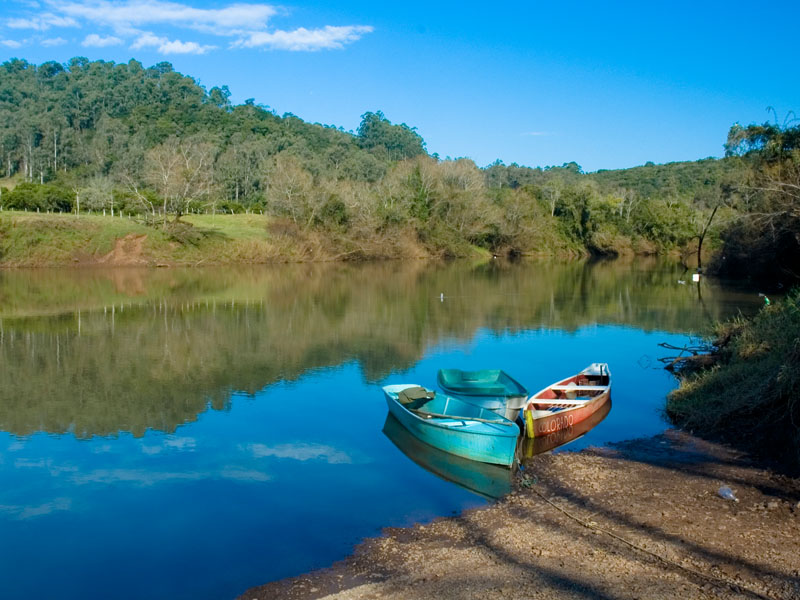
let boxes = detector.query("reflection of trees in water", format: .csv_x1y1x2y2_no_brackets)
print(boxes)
0,259,758,438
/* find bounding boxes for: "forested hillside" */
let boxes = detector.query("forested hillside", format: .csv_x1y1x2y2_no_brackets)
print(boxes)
0,57,789,268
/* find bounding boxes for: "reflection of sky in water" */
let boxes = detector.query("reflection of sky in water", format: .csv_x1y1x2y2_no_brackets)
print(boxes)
0,324,692,600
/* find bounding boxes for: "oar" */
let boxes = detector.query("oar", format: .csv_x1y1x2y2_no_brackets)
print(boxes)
412,409,509,425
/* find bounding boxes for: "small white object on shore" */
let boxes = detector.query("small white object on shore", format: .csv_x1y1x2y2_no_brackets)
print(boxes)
718,486,738,502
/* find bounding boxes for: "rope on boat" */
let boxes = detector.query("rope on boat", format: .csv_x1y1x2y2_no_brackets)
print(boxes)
524,483,779,600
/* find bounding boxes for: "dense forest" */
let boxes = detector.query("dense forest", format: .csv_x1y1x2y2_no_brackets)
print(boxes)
0,57,797,279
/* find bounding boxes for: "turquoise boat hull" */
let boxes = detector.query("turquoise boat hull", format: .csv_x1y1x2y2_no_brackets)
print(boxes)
382,413,514,500
383,384,520,467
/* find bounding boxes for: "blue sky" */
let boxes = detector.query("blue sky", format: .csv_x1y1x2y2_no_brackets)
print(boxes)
0,0,797,172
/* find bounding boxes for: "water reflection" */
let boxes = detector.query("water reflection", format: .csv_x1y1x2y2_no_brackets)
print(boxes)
520,397,613,457
0,258,761,439
383,399,612,499
382,413,515,500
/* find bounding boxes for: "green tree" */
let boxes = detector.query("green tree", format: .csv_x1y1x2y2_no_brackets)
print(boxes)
357,111,426,161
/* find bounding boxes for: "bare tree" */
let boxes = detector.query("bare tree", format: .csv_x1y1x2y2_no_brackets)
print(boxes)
264,153,313,224
144,136,216,226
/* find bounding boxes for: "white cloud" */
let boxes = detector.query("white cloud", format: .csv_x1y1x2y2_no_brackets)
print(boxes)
50,0,277,35
82,33,123,47
130,31,214,54
0,39,24,48
236,25,373,51
42,36,67,46
7,13,78,31
130,31,162,49
159,38,215,54
5,1,373,55
247,442,352,464
522,131,552,137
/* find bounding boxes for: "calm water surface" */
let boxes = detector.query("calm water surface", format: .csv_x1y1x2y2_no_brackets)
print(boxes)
0,259,761,599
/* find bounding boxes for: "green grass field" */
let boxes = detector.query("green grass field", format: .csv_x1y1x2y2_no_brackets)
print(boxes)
0,211,284,267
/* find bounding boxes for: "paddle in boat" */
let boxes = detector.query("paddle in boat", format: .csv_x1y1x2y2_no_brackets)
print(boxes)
523,363,611,439
437,369,528,421
382,384,520,467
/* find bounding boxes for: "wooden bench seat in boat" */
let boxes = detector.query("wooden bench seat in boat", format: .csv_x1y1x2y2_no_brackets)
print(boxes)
549,385,608,392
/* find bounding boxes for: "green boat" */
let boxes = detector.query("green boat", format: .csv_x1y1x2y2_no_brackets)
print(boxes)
437,369,529,421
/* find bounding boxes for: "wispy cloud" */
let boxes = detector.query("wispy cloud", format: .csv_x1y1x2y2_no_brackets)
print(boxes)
42,36,67,46
247,442,353,464
52,1,277,35
82,33,123,47
0,39,24,48
220,467,271,482
71,466,271,485
2,1,374,54
522,131,553,137
7,14,78,31
235,25,374,51
0,498,72,520
72,468,204,486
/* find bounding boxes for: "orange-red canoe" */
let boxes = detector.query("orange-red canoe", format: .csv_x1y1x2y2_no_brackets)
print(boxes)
523,363,611,439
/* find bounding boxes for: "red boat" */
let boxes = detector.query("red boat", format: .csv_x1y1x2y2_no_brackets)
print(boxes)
523,363,611,439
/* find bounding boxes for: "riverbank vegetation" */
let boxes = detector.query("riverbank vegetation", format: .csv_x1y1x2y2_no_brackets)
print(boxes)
709,118,800,284
666,117,800,471
667,290,800,472
0,56,768,266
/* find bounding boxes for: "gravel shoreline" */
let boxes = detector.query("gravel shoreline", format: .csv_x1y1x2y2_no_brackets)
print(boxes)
241,430,800,600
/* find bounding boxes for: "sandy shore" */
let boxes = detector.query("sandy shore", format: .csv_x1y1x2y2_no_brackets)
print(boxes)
241,430,800,600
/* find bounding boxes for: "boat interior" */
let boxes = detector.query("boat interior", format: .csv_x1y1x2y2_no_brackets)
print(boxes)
397,387,507,423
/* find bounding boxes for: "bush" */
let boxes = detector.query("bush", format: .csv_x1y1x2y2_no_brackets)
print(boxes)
667,290,800,472
6,183,73,212
317,195,349,228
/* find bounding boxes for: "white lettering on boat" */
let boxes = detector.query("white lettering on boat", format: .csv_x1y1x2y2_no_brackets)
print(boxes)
537,413,574,435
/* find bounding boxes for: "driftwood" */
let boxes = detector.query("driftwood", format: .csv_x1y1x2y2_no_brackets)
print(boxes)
658,342,719,374
663,353,720,373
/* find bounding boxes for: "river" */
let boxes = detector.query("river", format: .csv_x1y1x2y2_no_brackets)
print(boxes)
0,258,762,599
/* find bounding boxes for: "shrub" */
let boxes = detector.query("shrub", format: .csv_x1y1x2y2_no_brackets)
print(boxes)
667,290,800,472
5,183,73,212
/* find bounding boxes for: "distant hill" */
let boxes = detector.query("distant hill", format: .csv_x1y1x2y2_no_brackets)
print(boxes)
0,57,748,260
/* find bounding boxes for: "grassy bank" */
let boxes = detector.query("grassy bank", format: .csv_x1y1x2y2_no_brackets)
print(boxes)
666,290,800,472
0,211,452,267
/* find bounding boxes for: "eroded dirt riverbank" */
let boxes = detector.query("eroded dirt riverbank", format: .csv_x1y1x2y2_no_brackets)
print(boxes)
242,430,800,600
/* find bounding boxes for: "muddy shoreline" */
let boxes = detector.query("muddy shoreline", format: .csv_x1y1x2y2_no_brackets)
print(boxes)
241,430,800,600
